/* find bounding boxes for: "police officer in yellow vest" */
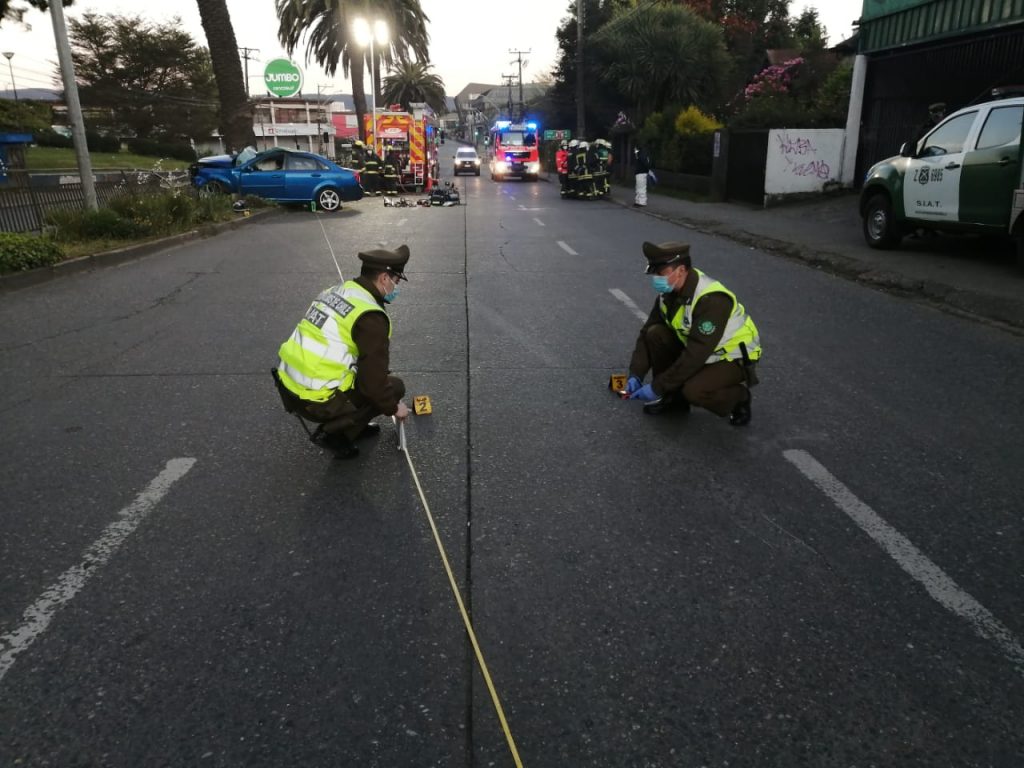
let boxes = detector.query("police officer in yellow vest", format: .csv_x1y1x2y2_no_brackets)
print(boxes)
276,245,411,458
624,242,761,426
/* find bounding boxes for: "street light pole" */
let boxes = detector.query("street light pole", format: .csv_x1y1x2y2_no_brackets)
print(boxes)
353,18,389,157
2,53,17,101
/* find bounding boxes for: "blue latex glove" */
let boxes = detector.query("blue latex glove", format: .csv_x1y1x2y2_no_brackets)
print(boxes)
626,376,642,395
630,383,658,401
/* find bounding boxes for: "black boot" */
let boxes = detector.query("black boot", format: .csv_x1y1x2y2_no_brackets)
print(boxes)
643,392,690,415
729,390,752,427
323,431,360,459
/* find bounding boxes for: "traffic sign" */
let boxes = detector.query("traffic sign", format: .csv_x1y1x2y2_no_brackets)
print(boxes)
543,129,571,141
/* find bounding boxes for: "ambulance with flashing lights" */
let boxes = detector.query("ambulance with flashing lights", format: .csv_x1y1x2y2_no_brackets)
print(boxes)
489,120,541,181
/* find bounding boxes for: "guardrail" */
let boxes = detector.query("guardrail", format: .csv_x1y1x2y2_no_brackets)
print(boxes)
0,169,192,234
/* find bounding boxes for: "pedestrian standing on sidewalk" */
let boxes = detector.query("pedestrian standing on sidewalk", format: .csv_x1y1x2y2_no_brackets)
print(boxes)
633,144,652,207
622,241,762,426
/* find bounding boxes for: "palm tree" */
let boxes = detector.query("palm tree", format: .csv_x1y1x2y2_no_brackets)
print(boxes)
196,0,255,152
382,61,445,115
276,0,431,142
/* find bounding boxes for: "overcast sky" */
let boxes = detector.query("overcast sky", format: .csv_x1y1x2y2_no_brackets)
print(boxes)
0,0,864,97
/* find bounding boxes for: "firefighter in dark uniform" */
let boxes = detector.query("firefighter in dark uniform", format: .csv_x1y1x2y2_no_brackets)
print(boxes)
382,149,400,196
623,242,762,426
274,246,412,458
350,140,365,174
362,145,382,196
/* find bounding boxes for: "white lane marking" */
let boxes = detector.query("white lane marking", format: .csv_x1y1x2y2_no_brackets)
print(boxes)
784,449,1024,675
533,217,545,227
396,218,407,227
557,240,578,256
517,205,543,211
609,288,648,321
0,458,197,683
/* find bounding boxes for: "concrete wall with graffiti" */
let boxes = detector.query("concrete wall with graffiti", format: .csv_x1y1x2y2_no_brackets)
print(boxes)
764,129,845,195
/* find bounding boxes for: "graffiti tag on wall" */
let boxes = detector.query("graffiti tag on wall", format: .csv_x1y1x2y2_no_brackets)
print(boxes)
774,131,832,180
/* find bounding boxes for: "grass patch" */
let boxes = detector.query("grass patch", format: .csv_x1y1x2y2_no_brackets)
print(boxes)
26,146,191,171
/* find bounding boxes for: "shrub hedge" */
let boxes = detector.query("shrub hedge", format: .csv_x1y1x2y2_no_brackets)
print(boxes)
124,138,197,162
0,232,64,274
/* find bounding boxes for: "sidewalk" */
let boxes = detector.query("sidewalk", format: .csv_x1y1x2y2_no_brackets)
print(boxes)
605,184,1024,331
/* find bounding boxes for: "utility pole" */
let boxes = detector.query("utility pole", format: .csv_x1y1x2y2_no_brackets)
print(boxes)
576,0,585,139
509,48,530,118
50,0,96,211
501,73,516,118
238,46,260,98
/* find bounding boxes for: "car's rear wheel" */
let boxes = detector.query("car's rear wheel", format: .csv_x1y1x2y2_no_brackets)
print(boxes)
862,193,903,249
316,188,342,212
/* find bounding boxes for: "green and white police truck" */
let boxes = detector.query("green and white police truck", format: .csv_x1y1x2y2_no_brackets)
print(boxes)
860,90,1024,268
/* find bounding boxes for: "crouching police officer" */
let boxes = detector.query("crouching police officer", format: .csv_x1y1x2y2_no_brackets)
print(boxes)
624,242,761,426
274,245,412,458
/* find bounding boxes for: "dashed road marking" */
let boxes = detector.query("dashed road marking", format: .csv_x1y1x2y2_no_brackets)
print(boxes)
557,240,578,256
397,218,407,227
534,218,545,227
609,288,648,321
784,449,1024,676
0,458,197,683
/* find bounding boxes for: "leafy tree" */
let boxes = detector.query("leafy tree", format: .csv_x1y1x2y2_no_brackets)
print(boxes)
276,0,431,143
0,98,51,131
593,3,730,118
67,12,218,141
0,0,73,28
541,0,631,134
381,61,445,115
196,0,255,153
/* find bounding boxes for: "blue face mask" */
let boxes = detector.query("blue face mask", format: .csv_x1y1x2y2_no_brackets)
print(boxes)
651,274,673,294
382,274,400,303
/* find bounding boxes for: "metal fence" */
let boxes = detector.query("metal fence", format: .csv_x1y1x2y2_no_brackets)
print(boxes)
0,169,192,234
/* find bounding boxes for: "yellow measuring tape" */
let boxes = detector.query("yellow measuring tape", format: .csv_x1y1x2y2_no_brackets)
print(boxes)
399,423,524,767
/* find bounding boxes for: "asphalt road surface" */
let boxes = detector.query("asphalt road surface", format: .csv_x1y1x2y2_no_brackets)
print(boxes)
1,162,1022,767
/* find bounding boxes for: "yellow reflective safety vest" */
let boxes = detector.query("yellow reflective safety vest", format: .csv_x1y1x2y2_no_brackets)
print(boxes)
659,269,762,365
277,280,391,402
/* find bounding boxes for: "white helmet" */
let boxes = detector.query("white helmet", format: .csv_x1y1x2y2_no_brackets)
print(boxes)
568,139,579,148
596,138,610,147
579,141,589,149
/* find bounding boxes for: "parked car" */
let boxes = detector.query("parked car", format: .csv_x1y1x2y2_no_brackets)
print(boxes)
190,148,363,211
453,147,481,176
860,90,1024,267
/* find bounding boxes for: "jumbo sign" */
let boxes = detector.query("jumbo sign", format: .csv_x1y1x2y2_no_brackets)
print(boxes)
264,59,303,98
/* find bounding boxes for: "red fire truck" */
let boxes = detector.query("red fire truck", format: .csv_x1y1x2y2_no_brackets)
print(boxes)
488,120,541,181
363,103,440,191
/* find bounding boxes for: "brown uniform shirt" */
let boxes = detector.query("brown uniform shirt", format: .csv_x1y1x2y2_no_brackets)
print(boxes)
629,270,734,396
350,275,402,416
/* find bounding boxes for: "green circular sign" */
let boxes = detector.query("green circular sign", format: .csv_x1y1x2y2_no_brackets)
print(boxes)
264,58,303,98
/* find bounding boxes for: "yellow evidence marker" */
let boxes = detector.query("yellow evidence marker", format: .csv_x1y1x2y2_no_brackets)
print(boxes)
608,373,628,393
413,395,433,415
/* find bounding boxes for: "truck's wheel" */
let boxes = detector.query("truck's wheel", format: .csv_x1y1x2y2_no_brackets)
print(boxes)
862,193,903,249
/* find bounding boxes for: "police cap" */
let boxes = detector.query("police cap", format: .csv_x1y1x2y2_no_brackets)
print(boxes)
642,241,691,274
928,102,945,113
358,244,410,280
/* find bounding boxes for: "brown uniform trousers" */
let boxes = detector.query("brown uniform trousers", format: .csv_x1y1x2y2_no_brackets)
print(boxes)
280,375,405,441
641,324,751,417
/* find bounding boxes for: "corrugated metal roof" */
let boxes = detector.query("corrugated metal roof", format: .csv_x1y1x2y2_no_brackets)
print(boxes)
860,0,1024,53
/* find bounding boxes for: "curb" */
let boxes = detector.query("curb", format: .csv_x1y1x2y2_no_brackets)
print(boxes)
609,195,1024,333
0,207,283,293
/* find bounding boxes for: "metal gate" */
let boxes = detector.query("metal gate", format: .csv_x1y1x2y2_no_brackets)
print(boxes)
726,130,769,205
